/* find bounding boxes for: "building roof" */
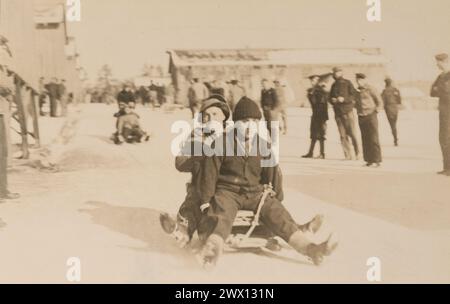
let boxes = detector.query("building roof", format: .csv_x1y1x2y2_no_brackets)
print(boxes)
168,48,388,67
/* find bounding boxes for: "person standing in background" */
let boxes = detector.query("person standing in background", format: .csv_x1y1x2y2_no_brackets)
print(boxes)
228,79,245,112
355,73,383,168
38,77,48,116
188,78,209,118
302,74,329,159
430,53,450,176
45,77,59,117
329,67,360,160
260,78,279,135
164,82,175,105
59,79,68,117
274,79,288,135
149,81,159,108
381,77,402,146
0,87,20,203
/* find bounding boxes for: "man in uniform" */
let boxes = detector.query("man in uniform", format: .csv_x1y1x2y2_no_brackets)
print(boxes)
381,77,402,146
430,53,450,176
0,87,20,203
302,74,330,159
355,73,383,168
329,67,360,160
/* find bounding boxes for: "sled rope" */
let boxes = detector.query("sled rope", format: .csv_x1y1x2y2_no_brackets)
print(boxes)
243,184,274,239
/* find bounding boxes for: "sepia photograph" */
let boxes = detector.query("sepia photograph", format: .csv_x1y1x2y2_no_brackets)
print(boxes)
0,0,449,290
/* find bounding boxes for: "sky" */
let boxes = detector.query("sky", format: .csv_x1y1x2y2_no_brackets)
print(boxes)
68,0,450,82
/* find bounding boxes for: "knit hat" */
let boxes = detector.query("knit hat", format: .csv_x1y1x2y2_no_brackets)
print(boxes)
232,97,262,122
200,94,230,121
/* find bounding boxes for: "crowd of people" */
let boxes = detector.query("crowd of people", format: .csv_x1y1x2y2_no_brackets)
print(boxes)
302,67,402,168
187,77,289,134
118,81,175,109
186,69,401,168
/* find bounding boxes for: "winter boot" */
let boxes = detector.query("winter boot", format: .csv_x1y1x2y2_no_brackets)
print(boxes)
196,234,224,269
289,231,338,266
297,214,324,234
159,213,190,248
302,140,316,158
317,140,325,159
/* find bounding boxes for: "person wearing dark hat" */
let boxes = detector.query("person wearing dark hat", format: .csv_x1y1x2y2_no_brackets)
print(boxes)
431,53,450,176
228,79,246,112
381,77,402,146
260,79,279,136
355,73,383,167
160,95,232,247
196,97,337,267
330,67,360,160
303,74,330,159
0,87,19,203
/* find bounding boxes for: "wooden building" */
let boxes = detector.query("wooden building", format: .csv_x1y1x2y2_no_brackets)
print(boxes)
0,0,83,157
167,48,388,107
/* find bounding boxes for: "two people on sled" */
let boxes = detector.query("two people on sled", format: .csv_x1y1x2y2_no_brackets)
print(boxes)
161,95,338,266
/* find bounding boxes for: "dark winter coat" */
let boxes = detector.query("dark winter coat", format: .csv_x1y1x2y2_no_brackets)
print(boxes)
381,86,401,114
307,85,329,121
198,132,284,206
329,77,357,117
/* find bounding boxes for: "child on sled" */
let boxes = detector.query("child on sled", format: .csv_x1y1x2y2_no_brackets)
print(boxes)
114,103,150,144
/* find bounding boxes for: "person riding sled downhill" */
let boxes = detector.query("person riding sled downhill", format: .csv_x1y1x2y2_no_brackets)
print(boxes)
161,96,324,251
196,97,338,267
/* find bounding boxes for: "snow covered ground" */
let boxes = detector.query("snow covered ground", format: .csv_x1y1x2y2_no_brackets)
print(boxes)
0,103,449,283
